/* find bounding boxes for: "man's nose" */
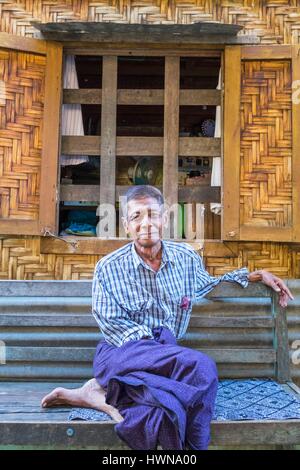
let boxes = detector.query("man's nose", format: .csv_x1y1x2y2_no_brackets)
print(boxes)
140,213,153,228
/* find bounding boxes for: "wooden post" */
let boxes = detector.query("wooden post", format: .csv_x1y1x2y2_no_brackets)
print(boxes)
271,290,291,383
222,46,241,241
163,56,179,239
98,56,118,237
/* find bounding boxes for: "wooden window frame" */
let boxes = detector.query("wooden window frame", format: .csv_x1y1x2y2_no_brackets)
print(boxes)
223,45,300,242
53,44,223,253
0,32,62,236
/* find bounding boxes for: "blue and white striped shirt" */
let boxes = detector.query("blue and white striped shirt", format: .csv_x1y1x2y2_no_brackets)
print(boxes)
92,240,250,347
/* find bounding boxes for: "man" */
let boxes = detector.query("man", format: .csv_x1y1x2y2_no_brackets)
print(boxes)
41,185,293,449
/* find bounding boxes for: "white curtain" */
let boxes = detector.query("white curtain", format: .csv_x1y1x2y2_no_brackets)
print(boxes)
210,68,222,215
60,55,89,166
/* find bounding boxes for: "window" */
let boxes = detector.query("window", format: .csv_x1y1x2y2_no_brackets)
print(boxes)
59,51,222,241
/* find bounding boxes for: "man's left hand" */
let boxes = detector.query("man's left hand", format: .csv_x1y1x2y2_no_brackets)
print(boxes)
248,270,294,308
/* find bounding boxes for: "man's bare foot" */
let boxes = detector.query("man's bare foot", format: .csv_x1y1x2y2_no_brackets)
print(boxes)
41,378,124,423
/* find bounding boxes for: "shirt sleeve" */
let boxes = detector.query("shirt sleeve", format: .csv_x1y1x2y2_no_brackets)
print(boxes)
194,254,250,301
92,265,154,347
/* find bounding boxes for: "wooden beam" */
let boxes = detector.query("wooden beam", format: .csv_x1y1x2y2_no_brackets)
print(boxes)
65,46,223,57
61,136,221,157
271,290,291,383
63,89,221,106
60,185,220,203
0,32,47,54
99,56,117,208
31,21,258,45
40,237,203,255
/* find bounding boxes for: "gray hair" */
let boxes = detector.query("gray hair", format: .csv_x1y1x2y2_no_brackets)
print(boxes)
120,185,164,218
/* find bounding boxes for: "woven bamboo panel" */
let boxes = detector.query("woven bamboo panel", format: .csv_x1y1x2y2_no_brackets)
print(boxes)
0,1,300,44
240,60,292,228
0,236,99,279
0,49,45,220
0,235,298,279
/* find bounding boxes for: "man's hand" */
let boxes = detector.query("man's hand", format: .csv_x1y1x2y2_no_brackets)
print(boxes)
247,269,294,308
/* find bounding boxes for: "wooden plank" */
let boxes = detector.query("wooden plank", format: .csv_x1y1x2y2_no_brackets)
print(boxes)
0,314,97,327
241,45,292,59
39,41,63,236
61,136,100,155
65,46,223,57
210,420,300,446
203,241,239,258
180,89,221,106
5,346,276,364
292,45,300,242
0,281,92,297
40,237,203,255
206,281,271,298
63,89,221,106
163,57,180,238
117,137,162,156
222,46,241,241
0,420,298,447
0,421,127,448
60,184,220,203
0,314,274,329
36,33,257,45
99,56,117,210
63,89,102,104
179,137,221,156
40,237,130,255
0,32,47,54
0,220,40,235
33,21,242,36
271,291,291,383
189,316,274,328
240,226,293,242
61,136,221,157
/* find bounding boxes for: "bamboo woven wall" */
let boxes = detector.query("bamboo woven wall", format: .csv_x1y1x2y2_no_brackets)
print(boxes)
0,235,299,280
0,1,300,44
0,49,45,221
240,59,293,229
0,1,300,280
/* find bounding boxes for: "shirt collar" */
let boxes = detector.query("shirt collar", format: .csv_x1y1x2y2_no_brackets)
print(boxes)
131,240,175,270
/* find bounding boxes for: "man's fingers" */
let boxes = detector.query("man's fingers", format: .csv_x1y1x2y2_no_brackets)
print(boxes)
276,279,294,300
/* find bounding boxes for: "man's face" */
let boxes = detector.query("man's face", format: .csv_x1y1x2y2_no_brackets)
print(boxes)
122,197,166,248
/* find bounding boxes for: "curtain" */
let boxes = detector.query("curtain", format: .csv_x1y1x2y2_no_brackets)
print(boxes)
60,55,89,166
210,68,222,215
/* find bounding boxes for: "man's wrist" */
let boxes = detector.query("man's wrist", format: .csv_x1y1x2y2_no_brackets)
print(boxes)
247,269,264,282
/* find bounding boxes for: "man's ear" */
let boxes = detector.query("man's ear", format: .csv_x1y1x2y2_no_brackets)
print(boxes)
162,209,169,228
121,216,129,234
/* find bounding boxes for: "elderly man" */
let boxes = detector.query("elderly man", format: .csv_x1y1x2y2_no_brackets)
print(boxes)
42,185,293,450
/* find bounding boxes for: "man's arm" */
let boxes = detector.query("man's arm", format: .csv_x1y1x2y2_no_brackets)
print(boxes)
247,269,294,308
92,267,154,347
195,255,250,301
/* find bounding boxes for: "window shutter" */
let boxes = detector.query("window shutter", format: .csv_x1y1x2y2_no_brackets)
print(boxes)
0,32,62,235
223,45,300,242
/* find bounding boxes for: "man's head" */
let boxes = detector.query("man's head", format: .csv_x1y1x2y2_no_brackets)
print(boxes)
121,185,167,248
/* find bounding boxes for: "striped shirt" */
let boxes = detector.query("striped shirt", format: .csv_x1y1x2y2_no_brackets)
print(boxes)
92,240,250,347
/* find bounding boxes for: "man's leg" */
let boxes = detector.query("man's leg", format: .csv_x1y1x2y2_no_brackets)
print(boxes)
41,378,124,422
